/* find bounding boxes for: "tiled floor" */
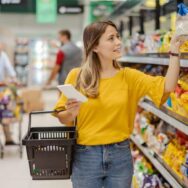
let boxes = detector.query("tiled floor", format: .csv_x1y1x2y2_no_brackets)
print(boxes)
0,90,72,188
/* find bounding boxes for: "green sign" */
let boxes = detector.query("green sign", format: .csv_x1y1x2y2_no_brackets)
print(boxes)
36,0,57,23
89,1,114,23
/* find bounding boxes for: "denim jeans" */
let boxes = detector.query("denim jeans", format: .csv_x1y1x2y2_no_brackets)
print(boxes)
71,139,133,188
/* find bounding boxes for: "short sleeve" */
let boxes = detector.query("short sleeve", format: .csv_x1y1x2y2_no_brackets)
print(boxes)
52,68,80,116
56,50,65,66
125,68,170,108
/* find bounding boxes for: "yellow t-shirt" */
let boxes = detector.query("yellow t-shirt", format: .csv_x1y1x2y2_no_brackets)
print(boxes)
53,67,169,145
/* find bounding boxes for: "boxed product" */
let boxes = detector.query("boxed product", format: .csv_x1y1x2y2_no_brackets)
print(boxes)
18,87,44,113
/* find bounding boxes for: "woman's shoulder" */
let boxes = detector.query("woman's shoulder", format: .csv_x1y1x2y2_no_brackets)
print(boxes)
122,67,137,75
65,67,81,84
68,67,81,77
122,67,142,76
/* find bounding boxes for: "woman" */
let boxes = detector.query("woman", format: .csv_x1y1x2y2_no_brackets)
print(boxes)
53,21,185,188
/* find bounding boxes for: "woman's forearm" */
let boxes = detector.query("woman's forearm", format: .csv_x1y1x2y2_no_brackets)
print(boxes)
57,110,74,125
165,56,180,93
164,35,187,93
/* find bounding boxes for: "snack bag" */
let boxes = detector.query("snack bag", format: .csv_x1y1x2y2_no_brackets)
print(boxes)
176,3,188,37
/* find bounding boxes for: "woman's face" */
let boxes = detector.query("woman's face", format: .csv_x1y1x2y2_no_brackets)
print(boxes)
94,25,122,61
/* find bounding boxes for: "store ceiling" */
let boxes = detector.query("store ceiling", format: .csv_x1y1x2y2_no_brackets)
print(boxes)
107,0,188,20
108,0,143,18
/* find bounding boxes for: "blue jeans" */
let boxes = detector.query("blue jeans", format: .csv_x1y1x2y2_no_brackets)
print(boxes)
71,139,133,188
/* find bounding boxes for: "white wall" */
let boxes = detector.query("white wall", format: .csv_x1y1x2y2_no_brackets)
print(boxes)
0,13,84,39
0,13,84,61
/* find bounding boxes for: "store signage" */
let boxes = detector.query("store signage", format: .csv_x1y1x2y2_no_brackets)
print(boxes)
58,6,83,14
90,1,113,23
36,0,57,23
0,0,21,4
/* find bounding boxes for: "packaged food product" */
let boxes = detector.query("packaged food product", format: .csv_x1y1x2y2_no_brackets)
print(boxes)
176,3,188,37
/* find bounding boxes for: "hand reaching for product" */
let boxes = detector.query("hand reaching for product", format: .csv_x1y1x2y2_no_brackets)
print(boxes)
170,35,188,54
65,99,82,119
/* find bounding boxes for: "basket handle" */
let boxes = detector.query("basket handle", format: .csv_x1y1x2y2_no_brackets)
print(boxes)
28,109,65,134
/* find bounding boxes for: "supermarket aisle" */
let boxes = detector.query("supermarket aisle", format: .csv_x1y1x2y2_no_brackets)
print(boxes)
0,90,72,188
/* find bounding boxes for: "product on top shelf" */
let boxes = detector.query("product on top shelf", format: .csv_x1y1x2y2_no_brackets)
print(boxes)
180,41,188,53
176,3,188,37
144,34,161,54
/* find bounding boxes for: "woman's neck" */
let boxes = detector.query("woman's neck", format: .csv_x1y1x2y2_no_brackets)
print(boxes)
100,58,114,72
100,59,119,79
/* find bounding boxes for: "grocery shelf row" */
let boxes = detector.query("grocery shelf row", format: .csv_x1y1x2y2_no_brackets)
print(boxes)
131,135,185,188
139,98,188,135
122,55,188,187
118,55,188,67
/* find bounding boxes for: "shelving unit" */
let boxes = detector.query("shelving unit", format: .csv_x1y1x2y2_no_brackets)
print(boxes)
131,135,185,188
14,38,29,85
118,55,188,68
139,99,188,135
121,54,188,187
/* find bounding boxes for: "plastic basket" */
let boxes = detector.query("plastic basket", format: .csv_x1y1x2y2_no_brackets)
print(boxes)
22,110,76,180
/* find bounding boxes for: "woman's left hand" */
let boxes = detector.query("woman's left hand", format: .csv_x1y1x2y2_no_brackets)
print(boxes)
170,35,188,54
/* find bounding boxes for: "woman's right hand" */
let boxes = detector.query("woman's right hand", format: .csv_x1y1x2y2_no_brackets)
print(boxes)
65,99,82,119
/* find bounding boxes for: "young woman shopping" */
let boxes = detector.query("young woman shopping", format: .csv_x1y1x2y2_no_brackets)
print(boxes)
53,20,185,188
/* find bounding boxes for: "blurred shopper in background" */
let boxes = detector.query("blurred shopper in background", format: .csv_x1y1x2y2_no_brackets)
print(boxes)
47,30,82,85
0,42,16,85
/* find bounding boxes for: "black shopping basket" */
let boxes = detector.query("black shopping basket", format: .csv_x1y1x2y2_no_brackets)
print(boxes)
22,110,76,180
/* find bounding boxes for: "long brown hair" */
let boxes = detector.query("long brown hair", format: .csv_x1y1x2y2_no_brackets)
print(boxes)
76,20,121,98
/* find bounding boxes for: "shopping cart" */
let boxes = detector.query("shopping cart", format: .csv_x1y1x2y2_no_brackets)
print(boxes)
22,110,76,180
0,85,24,158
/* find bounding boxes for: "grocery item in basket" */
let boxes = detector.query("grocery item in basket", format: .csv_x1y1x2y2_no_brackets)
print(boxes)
176,3,188,37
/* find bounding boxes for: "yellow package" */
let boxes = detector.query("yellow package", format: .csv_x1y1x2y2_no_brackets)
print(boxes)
159,32,171,53
178,80,188,91
180,41,188,53
170,93,179,112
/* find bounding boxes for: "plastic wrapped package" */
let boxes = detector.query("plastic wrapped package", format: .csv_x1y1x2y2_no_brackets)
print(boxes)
176,3,188,37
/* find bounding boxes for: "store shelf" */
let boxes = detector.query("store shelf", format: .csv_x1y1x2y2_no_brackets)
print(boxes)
130,135,183,188
155,153,188,188
139,99,188,135
118,56,188,67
